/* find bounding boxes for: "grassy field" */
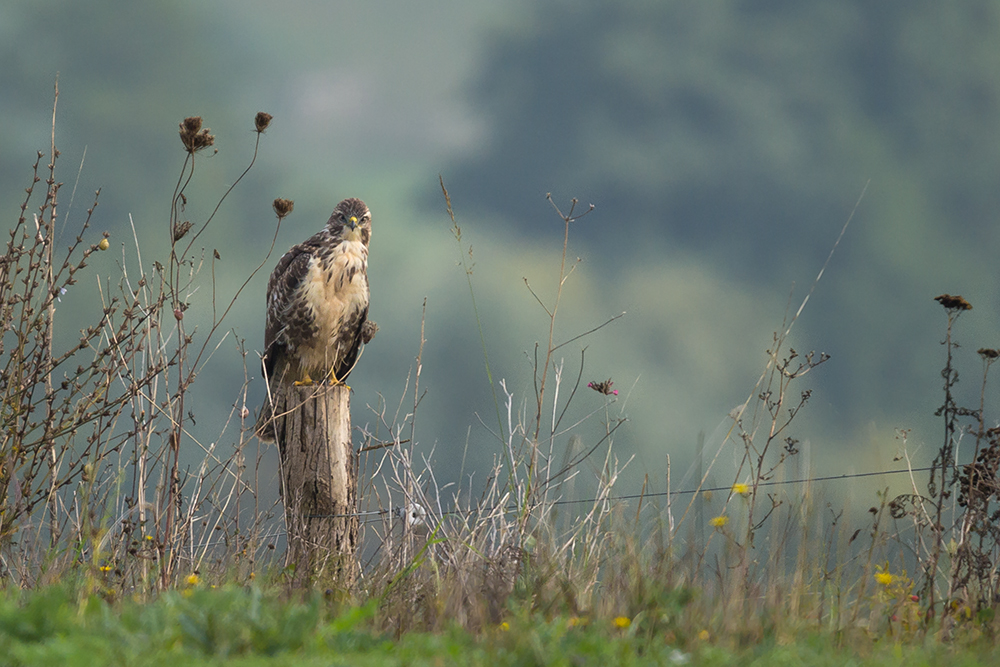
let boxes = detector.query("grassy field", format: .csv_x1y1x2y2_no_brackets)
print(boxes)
2,583,1000,666
4,109,1000,665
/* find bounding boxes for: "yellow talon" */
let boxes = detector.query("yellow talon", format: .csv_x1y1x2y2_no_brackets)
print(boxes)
294,371,314,386
328,368,350,390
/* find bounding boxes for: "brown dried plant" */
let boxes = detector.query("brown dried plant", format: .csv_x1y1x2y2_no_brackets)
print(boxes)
1,87,288,593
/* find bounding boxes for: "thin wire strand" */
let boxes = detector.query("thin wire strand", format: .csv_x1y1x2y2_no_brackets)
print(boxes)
302,465,936,520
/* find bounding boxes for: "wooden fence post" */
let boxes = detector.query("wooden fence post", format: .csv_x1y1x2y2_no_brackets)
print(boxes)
270,383,358,583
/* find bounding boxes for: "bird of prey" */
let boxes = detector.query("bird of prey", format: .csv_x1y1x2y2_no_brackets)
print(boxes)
255,197,375,441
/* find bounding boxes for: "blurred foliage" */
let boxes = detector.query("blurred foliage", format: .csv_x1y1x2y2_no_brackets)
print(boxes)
450,1,1000,266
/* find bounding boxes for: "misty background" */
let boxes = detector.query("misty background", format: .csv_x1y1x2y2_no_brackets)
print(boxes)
4,1,1000,512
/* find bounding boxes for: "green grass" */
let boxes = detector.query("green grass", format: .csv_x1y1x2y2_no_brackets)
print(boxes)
0,584,999,666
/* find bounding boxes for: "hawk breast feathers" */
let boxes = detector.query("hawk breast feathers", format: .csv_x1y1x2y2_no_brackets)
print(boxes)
261,197,372,387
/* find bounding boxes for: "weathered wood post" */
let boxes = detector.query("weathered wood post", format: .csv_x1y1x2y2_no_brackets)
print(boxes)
269,383,358,582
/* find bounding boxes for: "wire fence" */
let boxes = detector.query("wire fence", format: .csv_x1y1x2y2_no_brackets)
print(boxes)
304,464,938,521
184,464,938,554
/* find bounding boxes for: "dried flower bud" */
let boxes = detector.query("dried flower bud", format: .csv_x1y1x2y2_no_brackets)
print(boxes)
98,238,110,251
588,378,618,396
174,308,184,321
273,198,294,219
254,112,273,133
978,348,1000,359
172,220,193,242
181,116,202,134
934,294,973,311
178,116,215,153
213,249,221,260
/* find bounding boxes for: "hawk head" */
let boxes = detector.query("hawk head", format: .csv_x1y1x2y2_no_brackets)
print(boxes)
327,198,372,246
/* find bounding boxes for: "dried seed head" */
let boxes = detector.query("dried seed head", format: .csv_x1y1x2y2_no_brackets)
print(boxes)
178,116,215,153
181,116,202,134
172,220,193,242
273,198,294,219
978,348,1000,359
254,112,273,133
588,378,618,396
934,294,973,311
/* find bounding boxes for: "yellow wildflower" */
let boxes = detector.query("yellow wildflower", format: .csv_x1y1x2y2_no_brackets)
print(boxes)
499,621,510,632
698,629,710,641
875,571,894,586
613,616,631,629
186,573,200,586
709,515,728,528
732,483,750,495
99,565,112,573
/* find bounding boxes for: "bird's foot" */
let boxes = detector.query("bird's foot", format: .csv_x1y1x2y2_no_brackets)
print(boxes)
293,371,315,386
327,368,351,390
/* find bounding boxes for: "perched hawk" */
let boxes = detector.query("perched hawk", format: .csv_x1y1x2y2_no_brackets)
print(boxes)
255,197,375,441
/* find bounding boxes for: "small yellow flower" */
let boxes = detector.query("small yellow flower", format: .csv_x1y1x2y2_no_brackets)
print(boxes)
186,573,200,586
568,616,583,627
732,483,749,495
499,621,510,632
875,571,894,586
698,629,710,641
709,515,728,528
145,535,153,541
98,238,110,251
613,616,631,629
99,565,112,572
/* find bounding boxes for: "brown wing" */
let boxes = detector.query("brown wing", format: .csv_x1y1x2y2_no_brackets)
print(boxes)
262,233,326,381
331,304,369,383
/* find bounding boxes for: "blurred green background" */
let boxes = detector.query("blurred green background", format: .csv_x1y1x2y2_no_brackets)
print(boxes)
4,1,1000,508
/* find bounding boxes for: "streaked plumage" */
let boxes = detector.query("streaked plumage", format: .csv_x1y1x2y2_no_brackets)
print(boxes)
256,197,373,441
